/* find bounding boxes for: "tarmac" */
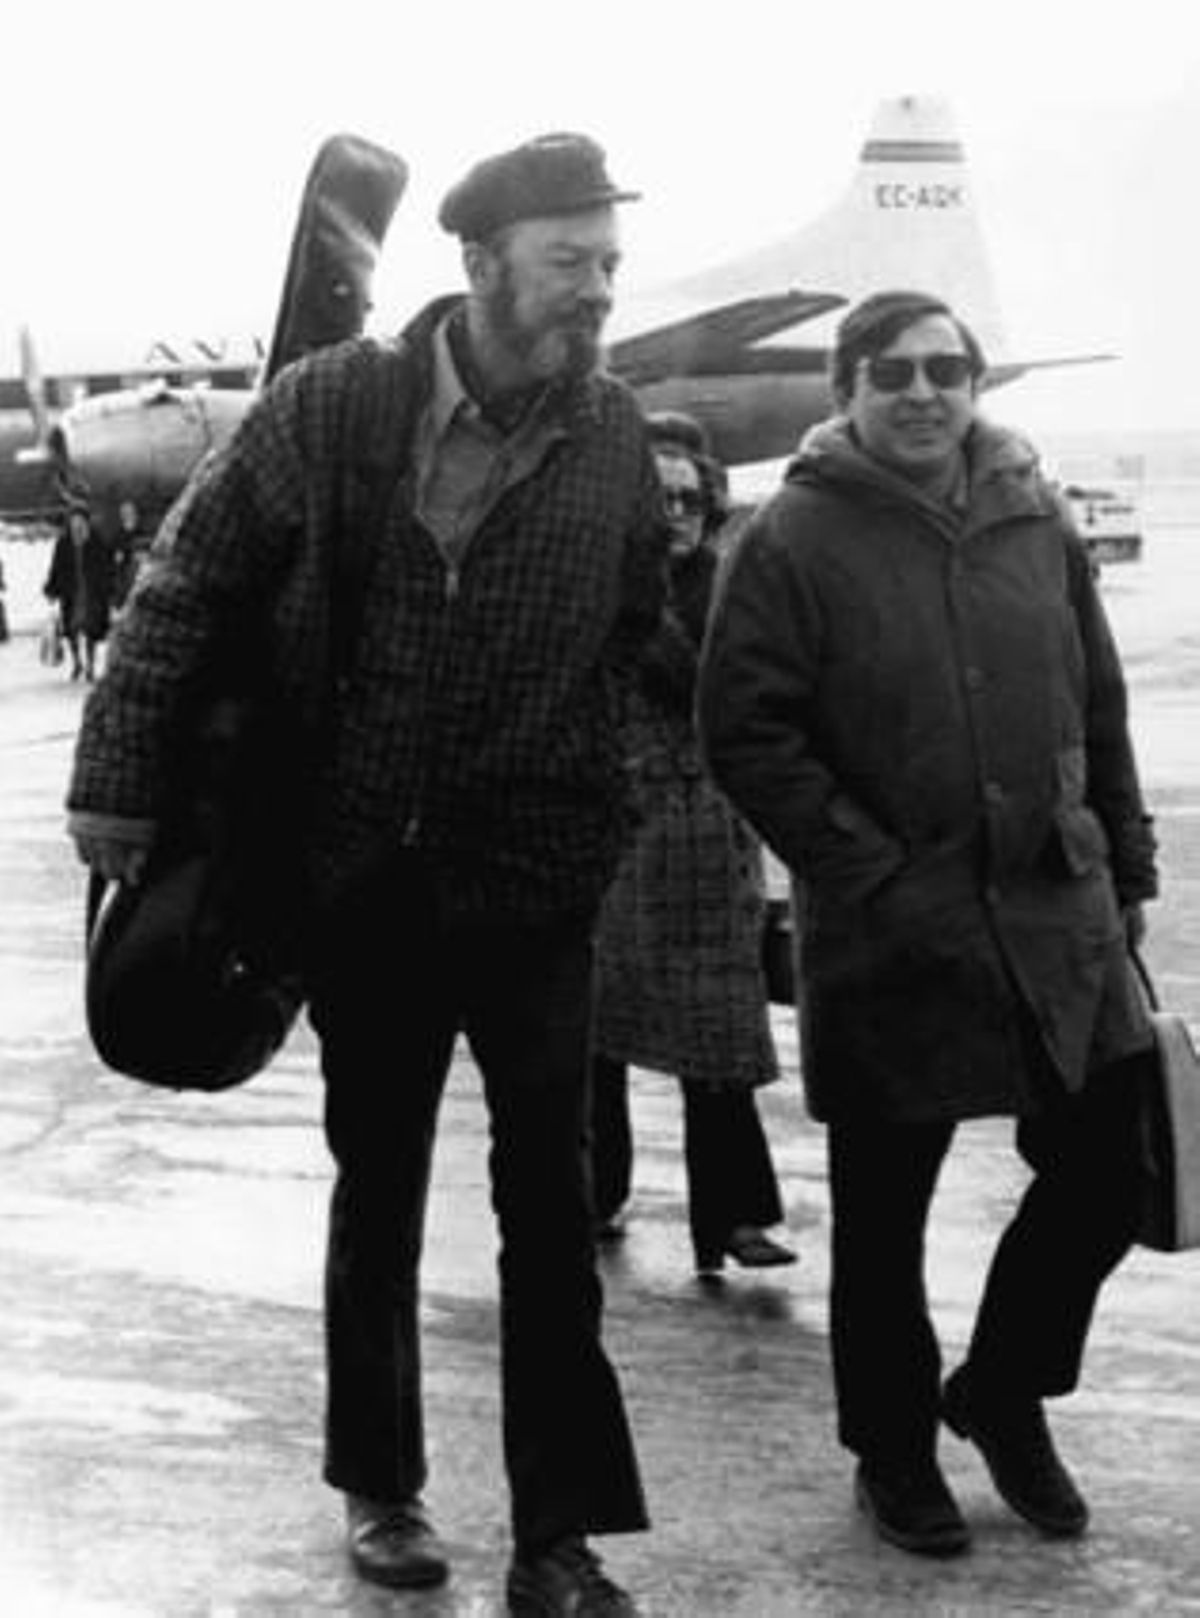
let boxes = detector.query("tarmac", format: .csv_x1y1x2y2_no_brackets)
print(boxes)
1,596,1199,1616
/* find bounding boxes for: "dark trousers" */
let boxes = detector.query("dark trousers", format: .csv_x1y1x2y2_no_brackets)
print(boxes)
590,1056,785,1261
308,854,648,1548
826,1054,1147,1464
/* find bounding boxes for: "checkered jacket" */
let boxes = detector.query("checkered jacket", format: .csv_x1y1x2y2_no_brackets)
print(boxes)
67,297,670,921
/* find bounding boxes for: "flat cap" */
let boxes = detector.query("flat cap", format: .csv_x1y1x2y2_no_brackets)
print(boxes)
439,132,640,241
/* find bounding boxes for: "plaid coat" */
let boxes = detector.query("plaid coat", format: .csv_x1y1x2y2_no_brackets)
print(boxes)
68,297,669,922
592,545,779,1092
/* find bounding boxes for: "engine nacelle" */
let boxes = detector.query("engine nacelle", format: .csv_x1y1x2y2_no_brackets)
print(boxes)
55,384,250,526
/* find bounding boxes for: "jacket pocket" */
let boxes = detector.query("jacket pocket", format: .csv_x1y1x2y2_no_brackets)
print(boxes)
809,792,905,905
1048,804,1110,877
1056,744,1088,806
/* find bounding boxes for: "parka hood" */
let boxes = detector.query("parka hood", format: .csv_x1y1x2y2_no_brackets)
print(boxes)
785,414,1061,536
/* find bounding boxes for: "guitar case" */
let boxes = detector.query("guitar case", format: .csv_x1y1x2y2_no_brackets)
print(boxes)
263,133,409,380
86,133,408,1091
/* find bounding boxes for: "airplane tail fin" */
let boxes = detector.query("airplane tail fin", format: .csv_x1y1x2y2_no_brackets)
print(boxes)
667,94,1012,363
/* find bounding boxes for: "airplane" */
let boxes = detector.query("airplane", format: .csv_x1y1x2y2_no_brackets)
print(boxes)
0,332,261,525
3,136,408,536
0,94,1107,530
614,92,1110,466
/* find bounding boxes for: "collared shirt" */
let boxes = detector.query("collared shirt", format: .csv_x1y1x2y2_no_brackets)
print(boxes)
413,316,566,571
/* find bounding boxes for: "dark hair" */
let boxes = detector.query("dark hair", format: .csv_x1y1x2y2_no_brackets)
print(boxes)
645,409,711,457
645,409,730,533
830,289,987,402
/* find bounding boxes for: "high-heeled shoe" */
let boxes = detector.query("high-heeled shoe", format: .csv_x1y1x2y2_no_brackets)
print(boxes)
694,1225,797,1274
593,1207,628,1243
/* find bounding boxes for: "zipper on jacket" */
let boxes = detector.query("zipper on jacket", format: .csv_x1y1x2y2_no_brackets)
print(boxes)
402,545,462,847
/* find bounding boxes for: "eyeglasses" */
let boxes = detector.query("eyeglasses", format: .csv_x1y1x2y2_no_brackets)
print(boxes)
863,353,975,393
662,487,704,517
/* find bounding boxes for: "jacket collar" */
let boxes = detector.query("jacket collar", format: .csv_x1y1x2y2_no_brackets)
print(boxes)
787,415,1060,539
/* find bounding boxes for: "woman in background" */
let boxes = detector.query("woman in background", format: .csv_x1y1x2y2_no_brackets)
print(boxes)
44,503,114,681
590,414,795,1276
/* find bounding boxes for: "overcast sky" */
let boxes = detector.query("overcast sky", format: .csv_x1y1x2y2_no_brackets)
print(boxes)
4,0,1199,432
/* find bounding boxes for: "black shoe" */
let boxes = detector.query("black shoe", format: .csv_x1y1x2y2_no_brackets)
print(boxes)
506,1535,639,1615
942,1368,1089,1538
855,1458,971,1557
695,1226,797,1275
345,1493,450,1589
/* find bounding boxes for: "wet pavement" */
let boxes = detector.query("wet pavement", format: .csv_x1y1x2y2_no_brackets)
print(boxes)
1,579,1199,1615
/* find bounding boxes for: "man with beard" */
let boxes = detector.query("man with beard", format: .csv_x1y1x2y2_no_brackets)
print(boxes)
67,133,664,1615
699,290,1157,1559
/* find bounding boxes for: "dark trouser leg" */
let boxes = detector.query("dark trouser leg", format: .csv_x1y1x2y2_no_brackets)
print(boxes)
961,1053,1147,1399
463,918,648,1550
827,1117,955,1463
309,857,457,1502
589,1055,633,1224
682,1086,785,1262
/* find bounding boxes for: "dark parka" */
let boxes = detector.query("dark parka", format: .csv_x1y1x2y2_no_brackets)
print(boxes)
698,418,1157,1124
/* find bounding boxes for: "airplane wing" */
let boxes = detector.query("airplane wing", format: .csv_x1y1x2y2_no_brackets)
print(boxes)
609,290,845,387
984,354,1116,390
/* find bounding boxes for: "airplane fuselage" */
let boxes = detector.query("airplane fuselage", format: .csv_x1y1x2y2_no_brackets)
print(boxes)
632,369,833,467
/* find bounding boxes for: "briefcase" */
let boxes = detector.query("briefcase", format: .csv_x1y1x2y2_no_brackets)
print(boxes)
1130,949,1200,1253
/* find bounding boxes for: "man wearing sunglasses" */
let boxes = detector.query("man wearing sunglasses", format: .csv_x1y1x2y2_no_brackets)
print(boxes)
699,290,1157,1558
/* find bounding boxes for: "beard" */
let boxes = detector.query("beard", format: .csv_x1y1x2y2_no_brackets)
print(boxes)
483,263,605,383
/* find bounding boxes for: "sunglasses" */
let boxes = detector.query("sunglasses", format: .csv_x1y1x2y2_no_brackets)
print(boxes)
863,353,975,393
662,487,704,517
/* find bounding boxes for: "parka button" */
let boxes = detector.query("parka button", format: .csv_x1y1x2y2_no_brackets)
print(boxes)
964,666,984,691
984,781,1004,805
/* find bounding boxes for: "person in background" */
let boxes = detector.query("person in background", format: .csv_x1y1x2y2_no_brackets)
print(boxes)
699,290,1158,1557
43,501,113,680
111,498,151,608
66,133,664,1617
590,411,796,1277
